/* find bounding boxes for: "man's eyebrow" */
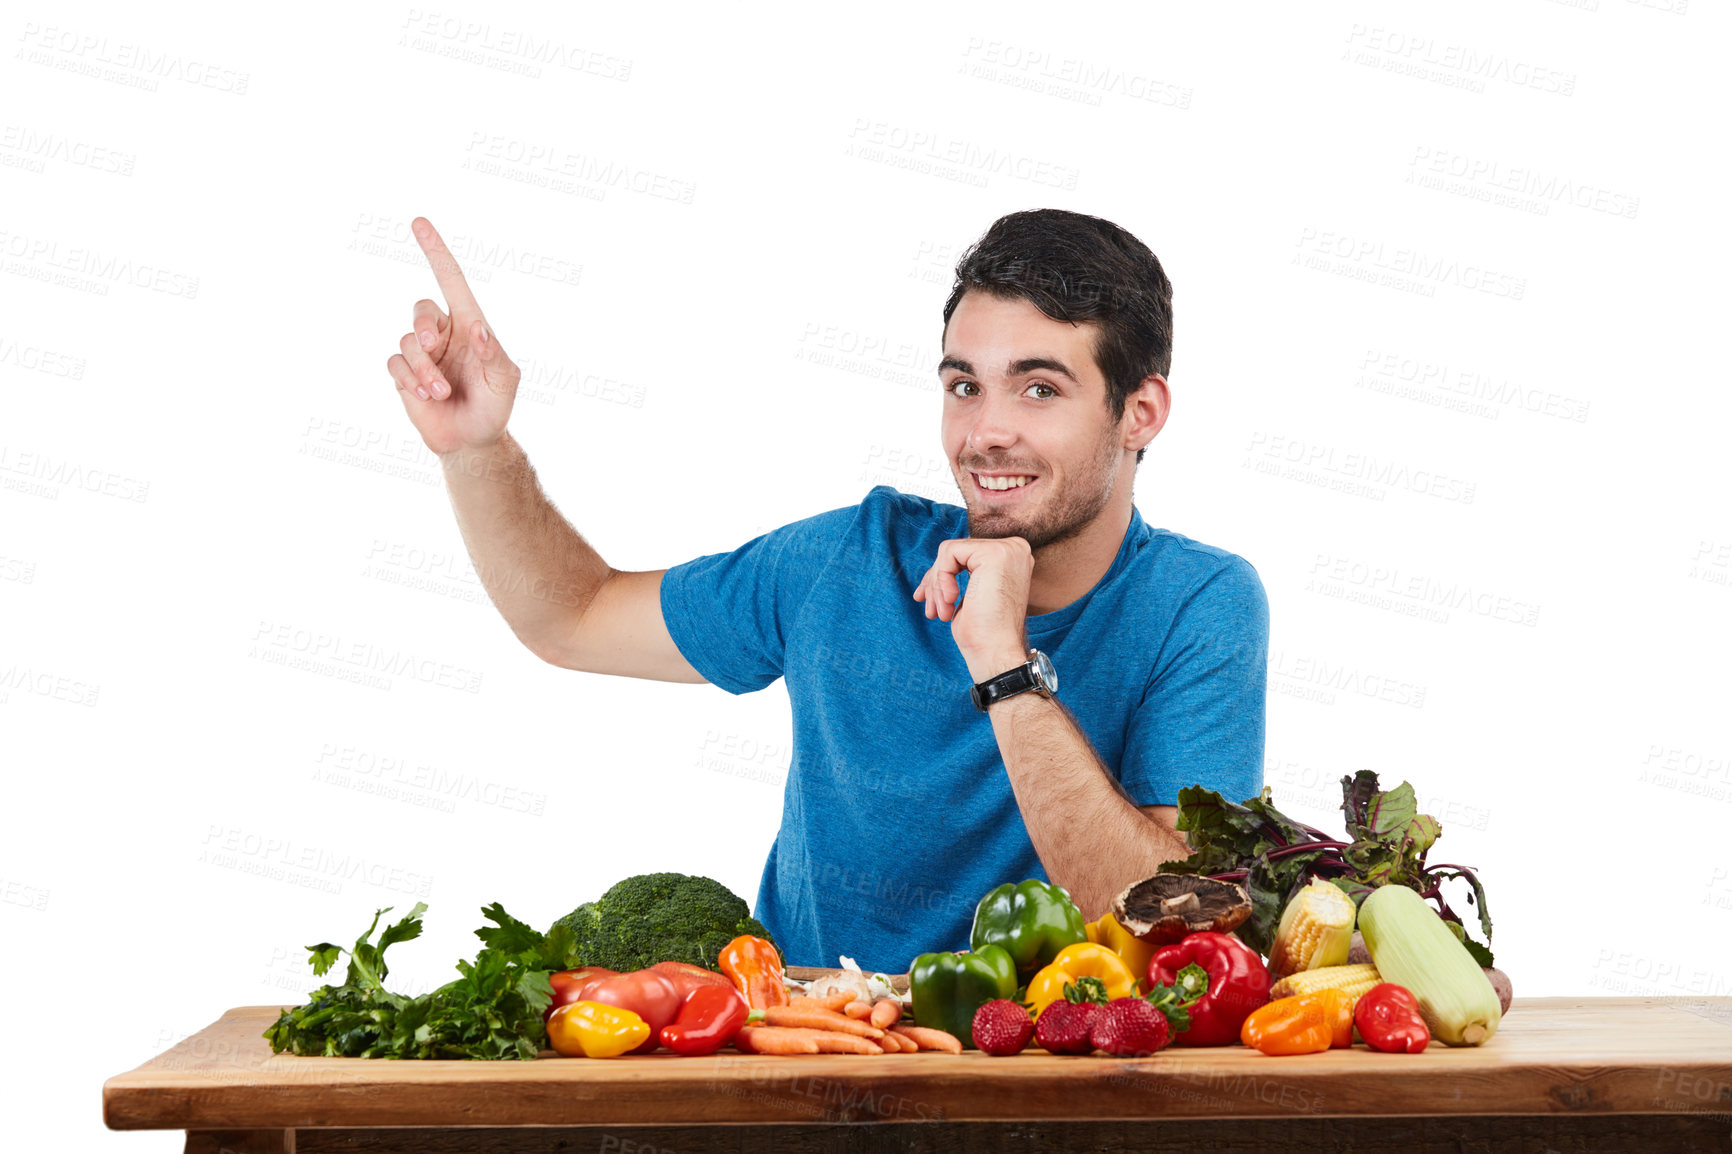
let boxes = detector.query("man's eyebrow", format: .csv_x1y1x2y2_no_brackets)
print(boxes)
1009,357,1079,383
936,356,1080,383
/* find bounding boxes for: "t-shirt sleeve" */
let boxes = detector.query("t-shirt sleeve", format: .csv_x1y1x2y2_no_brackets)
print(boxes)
1116,556,1270,806
658,503,861,695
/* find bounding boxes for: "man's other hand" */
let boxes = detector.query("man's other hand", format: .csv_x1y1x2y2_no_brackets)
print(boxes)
384,216,521,458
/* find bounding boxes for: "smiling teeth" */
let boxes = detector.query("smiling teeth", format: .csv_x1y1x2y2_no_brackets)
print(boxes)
979,475,1034,490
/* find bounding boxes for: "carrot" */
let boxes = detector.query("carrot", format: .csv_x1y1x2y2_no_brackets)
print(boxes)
890,1025,963,1054
843,1001,874,1020
762,1006,885,1038
735,1026,818,1055
808,1032,884,1055
869,998,902,1030
789,993,854,1013
889,1030,919,1053
874,1034,901,1053
737,1025,890,1055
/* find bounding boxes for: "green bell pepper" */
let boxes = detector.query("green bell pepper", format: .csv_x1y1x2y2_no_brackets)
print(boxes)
908,944,1018,1049
969,878,1088,975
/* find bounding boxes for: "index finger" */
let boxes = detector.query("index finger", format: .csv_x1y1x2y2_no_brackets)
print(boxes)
411,216,483,317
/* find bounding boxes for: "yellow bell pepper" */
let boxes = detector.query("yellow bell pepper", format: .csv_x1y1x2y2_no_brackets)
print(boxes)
1025,942,1139,1018
1086,911,1157,993
546,1000,651,1058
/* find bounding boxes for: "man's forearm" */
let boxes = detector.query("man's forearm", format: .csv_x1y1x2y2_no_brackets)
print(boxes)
986,691,1191,921
439,433,610,661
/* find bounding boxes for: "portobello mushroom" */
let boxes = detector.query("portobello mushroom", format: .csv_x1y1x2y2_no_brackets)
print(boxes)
1114,875,1253,945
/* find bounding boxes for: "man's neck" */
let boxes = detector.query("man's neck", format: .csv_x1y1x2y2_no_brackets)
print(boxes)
1025,487,1135,617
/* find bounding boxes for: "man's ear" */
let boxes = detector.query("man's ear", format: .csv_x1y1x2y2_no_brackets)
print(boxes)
1122,373,1170,453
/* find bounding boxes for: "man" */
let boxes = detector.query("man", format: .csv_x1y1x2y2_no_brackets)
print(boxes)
384,209,1268,973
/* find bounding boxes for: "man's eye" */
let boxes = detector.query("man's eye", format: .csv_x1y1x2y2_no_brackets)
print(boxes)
947,379,978,397
1027,382,1056,399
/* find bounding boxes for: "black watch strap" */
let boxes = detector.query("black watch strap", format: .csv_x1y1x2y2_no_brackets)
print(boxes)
971,651,1052,712
971,664,1036,712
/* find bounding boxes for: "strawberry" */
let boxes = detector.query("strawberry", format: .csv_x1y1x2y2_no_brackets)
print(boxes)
1088,997,1172,1057
1034,1000,1100,1055
971,999,1034,1056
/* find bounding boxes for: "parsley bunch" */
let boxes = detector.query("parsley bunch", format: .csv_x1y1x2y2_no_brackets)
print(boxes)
263,903,574,1060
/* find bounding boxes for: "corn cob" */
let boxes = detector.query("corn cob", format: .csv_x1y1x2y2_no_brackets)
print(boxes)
1267,878,1356,981
1269,963,1383,1003
1358,884,1501,1046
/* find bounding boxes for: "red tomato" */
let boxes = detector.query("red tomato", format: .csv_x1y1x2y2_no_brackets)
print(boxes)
647,960,734,999
546,968,617,1021
577,970,682,1053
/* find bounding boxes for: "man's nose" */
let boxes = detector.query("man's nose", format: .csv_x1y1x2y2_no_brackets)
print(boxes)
966,390,1019,454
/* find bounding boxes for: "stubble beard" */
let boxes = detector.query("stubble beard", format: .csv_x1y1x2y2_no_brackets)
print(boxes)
960,427,1123,551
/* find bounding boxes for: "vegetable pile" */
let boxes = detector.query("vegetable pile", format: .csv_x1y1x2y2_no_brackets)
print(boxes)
262,774,1509,1063
265,872,771,1060
1155,770,1495,966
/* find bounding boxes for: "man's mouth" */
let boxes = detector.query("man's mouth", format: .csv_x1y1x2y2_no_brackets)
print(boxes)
972,472,1038,499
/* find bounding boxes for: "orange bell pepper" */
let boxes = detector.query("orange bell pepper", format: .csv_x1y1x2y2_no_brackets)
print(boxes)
1239,989,1355,1055
718,934,789,1010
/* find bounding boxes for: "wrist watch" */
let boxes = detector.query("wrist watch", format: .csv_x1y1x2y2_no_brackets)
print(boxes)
970,648,1058,712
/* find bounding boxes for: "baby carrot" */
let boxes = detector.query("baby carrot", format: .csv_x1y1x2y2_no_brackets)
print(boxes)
869,998,902,1030
889,1025,963,1054
735,1026,819,1055
807,1032,883,1055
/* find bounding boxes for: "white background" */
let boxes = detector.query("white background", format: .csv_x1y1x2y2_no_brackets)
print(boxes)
3,0,1729,1147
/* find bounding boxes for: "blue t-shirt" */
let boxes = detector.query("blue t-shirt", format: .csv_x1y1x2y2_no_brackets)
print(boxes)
660,485,1268,973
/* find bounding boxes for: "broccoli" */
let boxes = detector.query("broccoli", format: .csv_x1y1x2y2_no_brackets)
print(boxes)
551,872,774,972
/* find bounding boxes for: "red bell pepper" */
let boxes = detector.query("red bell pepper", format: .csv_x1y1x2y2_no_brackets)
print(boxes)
660,985,751,1055
1146,932,1271,1047
1354,982,1430,1053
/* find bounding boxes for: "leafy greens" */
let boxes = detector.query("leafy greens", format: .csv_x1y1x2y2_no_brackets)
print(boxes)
1157,770,1494,965
263,902,573,1060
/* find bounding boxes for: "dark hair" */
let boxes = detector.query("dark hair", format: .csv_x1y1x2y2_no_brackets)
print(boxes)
942,209,1173,464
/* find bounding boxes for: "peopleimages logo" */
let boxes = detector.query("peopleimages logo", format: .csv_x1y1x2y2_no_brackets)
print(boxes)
844,119,1081,191
0,228,199,298
249,621,483,694
1294,228,1526,300
0,444,149,502
1408,146,1640,220
199,825,434,898
1308,554,1541,628
1355,348,1591,425
1342,24,1576,96
1243,432,1478,506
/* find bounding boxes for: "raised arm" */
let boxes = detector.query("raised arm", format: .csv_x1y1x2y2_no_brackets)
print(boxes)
384,217,703,683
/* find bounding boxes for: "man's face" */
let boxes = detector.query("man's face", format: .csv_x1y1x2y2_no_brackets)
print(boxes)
939,290,1127,549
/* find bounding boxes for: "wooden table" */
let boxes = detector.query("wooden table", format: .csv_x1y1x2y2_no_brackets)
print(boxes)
104,998,1732,1153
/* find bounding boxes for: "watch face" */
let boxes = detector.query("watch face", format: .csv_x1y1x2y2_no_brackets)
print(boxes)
1032,649,1057,694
